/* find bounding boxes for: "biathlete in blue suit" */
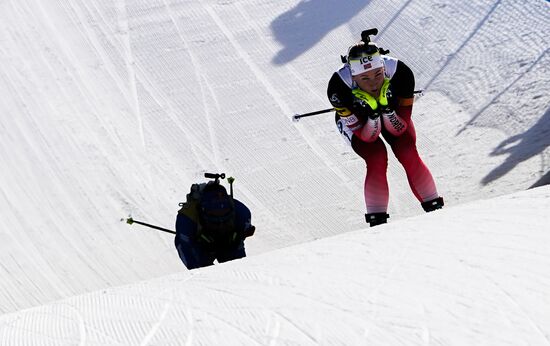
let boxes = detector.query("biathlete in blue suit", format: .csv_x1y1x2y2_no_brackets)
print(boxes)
175,174,255,270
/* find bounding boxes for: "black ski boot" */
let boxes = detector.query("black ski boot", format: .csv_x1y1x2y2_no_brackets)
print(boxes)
421,197,444,212
365,212,389,227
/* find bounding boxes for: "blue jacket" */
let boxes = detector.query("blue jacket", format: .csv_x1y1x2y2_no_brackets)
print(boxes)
174,199,251,269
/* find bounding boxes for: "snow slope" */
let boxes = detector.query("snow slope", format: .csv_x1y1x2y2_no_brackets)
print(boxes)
0,0,549,342
1,186,549,344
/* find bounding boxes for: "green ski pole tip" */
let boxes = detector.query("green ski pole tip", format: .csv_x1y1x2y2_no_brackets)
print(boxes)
227,177,235,183
126,217,134,225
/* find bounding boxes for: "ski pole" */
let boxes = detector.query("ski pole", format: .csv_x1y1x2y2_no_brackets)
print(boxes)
126,217,176,235
292,108,334,122
292,90,424,122
227,176,235,198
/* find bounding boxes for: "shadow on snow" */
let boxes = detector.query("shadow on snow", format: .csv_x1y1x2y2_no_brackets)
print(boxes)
270,0,370,65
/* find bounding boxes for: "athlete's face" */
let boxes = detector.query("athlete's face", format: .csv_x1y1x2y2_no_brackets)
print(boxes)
353,67,385,95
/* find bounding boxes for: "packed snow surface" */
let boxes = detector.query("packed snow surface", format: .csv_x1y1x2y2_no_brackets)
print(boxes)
0,0,549,344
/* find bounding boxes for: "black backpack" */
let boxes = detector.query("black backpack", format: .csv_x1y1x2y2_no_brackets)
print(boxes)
198,182,235,227
182,182,236,245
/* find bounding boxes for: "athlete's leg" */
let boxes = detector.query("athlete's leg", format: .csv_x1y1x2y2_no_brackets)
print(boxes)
384,118,439,203
351,135,390,213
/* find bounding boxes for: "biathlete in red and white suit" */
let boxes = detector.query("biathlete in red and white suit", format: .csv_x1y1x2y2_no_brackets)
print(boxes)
327,41,444,226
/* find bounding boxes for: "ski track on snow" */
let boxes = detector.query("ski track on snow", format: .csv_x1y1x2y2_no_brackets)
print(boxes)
482,271,550,345
1,0,550,343
63,0,157,188
233,2,355,191
1,57,115,300
139,302,170,346
458,47,549,135
162,0,222,168
424,0,503,91
203,3,353,187
114,0,147,151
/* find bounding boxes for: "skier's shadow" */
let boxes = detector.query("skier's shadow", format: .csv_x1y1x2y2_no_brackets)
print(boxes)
482,107,550,186
270,0,370,65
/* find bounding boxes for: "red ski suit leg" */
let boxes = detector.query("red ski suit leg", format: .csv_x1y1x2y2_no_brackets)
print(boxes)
351,135,389,213
351,106,438,213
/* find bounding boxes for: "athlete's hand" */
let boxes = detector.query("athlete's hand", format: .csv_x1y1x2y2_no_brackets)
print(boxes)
351,88,370,102
380,107,408,136
352,88,380,119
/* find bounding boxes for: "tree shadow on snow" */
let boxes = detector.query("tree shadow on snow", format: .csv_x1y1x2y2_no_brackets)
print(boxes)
270,0,370,65
482,107,550,186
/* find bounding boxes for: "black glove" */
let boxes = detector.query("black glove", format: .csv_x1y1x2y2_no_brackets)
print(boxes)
352,88,380,119
243,225,255,238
